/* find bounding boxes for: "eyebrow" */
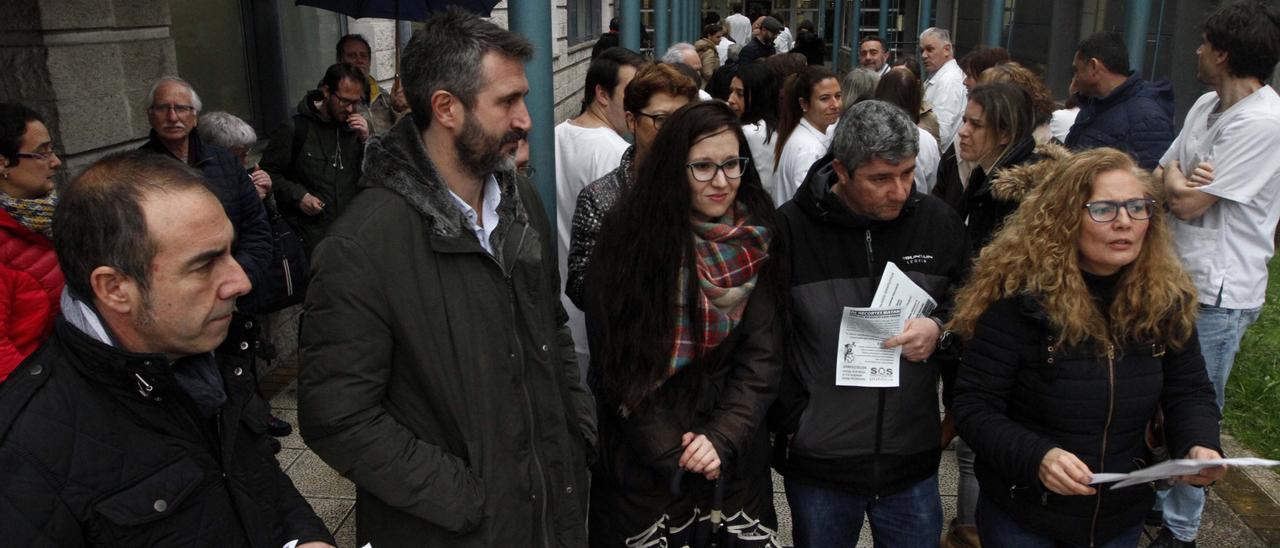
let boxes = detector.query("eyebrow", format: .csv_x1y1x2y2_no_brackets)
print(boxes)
184,247,226,270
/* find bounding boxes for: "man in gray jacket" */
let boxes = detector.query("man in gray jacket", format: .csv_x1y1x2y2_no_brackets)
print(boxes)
298,8,595,547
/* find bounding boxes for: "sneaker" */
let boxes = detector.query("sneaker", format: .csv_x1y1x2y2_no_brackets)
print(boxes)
1149,527,1196,548
268,415,293,437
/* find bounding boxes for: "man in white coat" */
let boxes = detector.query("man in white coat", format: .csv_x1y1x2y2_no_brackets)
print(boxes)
920,28,966,154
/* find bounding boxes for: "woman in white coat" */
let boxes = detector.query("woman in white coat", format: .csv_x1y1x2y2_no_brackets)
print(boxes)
772,67,842,205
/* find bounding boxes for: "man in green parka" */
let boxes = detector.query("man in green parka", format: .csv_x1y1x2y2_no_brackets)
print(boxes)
297,8,596,547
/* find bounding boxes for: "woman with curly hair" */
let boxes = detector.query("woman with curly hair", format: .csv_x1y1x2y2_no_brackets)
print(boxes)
581,101,783,546
949,148,1224,547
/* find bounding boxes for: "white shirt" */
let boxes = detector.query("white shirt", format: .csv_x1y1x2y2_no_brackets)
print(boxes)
774,27,794,53
1050,107,1079,143
742,121,777,199
447,174,501,255
698,89,713,102
725,13,752,48
1163,86,1280,309
773,118,832,206
553,121,629,369
716,36,733,62
923,58,967,153
914,126,941,194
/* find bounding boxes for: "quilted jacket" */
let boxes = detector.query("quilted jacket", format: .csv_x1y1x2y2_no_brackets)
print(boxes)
0,208,61,381
1064,75,1176,170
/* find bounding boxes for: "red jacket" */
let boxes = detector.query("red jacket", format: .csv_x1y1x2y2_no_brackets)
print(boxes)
0,208,61,381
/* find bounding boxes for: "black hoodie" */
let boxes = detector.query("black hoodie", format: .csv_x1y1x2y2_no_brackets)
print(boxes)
771,154,970,496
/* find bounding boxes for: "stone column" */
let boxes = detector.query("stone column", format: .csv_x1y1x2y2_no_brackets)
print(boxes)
0,0,177,179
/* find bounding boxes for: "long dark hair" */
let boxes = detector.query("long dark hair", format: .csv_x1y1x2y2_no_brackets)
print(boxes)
592,101,778,411
736,62,779,142
874,66,923,123
775,66,836,159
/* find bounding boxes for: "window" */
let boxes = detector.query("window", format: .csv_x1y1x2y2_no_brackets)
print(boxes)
568,0,603,46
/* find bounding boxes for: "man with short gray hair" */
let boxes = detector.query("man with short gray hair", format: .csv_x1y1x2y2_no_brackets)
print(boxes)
298,8,595,546
772,100,969,546
920,27,967,152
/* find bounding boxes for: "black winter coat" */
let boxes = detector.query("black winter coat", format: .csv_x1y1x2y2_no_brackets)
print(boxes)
771,155,970,496
1065,75,1176,170
0,318,332,546
954,292,1221,546
139,132,274,313
739,38,776,63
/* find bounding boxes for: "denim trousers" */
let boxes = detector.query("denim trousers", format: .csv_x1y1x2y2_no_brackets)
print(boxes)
976,495,1142,547
1157,304,1261,541
785,473,943,548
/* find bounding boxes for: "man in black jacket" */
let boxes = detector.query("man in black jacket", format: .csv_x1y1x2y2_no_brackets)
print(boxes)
772,100,969,547
739,16,781,63
0,151,333,547
139,76,274,314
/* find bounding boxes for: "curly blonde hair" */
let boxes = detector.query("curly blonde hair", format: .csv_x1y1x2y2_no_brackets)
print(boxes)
948,148,1198,350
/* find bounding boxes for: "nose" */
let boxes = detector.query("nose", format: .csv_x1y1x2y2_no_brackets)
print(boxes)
512,98,532,132
48,151,62,170
1112,206,1134,229
220,257,252,300
165,108,179,122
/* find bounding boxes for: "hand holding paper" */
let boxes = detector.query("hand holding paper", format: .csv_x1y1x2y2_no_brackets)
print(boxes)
1090,456,1278,489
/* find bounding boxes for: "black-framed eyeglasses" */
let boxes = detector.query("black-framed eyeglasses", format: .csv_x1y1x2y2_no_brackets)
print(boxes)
149,103,196,115
1083,198,1158,223
687,157,751,182
635,111,670,129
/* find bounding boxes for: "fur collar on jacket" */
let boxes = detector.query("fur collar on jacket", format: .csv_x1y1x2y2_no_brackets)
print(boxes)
990,141,1072,203
360,117,529,245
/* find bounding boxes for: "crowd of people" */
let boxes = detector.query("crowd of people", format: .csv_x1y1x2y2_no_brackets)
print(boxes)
0,1,1277,548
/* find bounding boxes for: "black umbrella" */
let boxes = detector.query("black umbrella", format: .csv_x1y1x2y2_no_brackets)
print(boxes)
296,0,500,20
296,0,502,74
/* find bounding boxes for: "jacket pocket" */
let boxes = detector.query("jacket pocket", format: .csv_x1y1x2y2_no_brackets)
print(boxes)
94,458,203,526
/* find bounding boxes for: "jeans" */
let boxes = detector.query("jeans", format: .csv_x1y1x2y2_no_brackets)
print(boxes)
955,438,979,526
976,495,1142,547
1158,304,1261,541
785,473,943,548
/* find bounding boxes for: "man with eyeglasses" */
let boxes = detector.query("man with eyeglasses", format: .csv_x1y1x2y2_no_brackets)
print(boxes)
336,34,396,136
1152,3,1280,547
566,63,699,310
138,77,273,315
772,100,970,547
260,63,367,256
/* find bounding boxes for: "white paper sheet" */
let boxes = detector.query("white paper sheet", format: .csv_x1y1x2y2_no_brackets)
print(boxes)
1090,457,1280,489
870,261,937,320
835,307,905,387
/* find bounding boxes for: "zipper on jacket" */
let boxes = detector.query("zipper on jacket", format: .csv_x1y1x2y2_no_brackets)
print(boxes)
864,229,887,494
490,225,552,548
1089,344,1117,547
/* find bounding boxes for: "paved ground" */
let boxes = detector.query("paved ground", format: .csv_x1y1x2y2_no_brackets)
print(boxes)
266,378,1277,547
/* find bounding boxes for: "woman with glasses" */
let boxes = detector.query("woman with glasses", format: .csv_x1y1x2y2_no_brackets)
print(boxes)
948,147,1224,547
0,103,64,382
581,101,782,546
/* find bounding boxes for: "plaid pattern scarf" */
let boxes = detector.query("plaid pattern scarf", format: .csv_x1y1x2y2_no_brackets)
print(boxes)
0,191,56,239
670,203,770,374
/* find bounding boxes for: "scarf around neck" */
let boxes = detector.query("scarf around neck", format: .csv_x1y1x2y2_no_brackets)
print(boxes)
669,203,770,373
0,191,56,239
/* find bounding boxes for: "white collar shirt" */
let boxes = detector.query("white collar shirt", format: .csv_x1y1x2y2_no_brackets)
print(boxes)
447,174,502,255
923,58,967,153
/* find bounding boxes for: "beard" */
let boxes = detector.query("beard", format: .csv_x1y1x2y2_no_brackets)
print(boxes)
454,113,525,177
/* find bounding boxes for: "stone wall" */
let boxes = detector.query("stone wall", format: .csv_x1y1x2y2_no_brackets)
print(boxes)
0,0,177,181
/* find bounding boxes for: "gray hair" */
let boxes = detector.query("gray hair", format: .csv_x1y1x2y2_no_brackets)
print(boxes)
401,7,533,130
662,43,698,65
831,100,919,172
841,68,881,110
148,76,203,114
197,111,257,150
919,27,952,46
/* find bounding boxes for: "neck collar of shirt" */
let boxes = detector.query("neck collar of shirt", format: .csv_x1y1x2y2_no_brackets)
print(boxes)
447,174,502,254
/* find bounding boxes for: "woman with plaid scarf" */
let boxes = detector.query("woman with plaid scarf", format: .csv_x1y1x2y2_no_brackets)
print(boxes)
0,103,63,382
580,101,785,546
